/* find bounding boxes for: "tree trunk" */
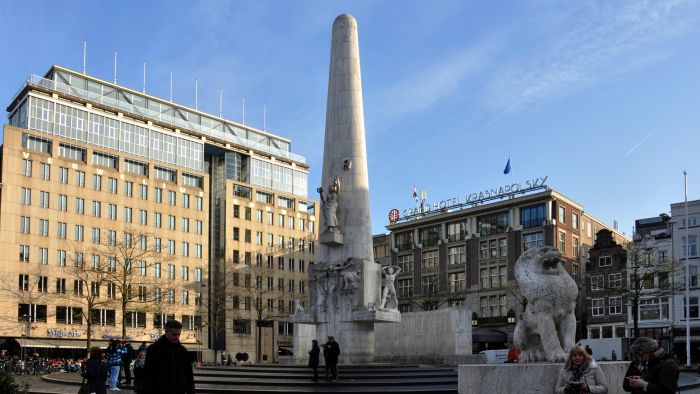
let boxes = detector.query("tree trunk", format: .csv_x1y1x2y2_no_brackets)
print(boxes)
632,300,640,339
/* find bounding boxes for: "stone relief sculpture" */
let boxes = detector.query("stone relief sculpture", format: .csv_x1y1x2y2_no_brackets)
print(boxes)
512,246,578,363
312,259,362,314
317,176,340,233
379,266,401,311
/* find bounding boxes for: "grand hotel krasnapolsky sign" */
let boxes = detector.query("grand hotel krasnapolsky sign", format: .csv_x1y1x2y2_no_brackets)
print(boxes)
399,176,549,221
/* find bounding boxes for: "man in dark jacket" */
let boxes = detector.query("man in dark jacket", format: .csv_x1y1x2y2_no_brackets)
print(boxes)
624,336,679,394
121,340,135,385
323,336,340,382
144,320,195,394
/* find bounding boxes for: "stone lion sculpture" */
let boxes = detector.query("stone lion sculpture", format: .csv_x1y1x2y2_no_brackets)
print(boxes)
513,246,578,362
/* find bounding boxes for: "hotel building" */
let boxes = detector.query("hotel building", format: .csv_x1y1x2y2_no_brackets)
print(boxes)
377,184,628,351
0,66,317,362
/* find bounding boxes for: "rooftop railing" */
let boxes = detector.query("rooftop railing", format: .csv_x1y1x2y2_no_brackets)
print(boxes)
20,75,307,164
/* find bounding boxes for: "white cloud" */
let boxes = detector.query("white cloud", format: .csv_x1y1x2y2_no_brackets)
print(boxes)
368,39,501,122
484,1,699,110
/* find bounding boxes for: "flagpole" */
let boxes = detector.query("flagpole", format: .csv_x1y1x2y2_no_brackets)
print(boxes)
684,170,690,367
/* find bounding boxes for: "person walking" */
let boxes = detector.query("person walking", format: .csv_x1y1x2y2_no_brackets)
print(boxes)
308,340,320,382
132,350,146,394
106,339,125,390
82,347,108,394
143,320,195,394
323,336,340,382
121,340,135,385
624,336,679,394
555,345,608,393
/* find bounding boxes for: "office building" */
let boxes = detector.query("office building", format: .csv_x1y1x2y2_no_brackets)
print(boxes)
0,66,317,362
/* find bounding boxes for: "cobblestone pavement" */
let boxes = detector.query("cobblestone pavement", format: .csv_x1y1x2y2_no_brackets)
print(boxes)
13,374,135,394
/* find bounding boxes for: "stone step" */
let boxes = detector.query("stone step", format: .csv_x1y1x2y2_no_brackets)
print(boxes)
197,365,456,373
193,376,457,386
195,368,456,377
195,371,457,380
194,383,458,393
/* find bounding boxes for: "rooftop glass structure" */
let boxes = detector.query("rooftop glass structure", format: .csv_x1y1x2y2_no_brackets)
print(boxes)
8,66,306,165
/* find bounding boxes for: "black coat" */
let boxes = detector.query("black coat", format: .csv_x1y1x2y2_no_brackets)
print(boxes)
83,356,108,394
623,350,679,394
143,335,195,394
122,343,135,363
308,344,320,368
324,341,340,364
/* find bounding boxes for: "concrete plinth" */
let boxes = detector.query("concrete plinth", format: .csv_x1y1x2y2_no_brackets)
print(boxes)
291,323,317,365
458,362,628,394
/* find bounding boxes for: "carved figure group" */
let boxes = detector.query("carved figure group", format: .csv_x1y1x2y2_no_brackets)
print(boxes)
313,258,361,313
513,246,578,363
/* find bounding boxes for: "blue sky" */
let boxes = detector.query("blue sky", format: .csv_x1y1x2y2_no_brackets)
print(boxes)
1,0,699,236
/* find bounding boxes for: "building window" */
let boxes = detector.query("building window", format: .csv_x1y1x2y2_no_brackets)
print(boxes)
609,273,622,288
591,298,604,316
684,297,700,320
572,213,579,230
397,279,413,298
520,204,546,229
683,236,698,258
591,275,604,291
19,245,29,262
448,245,465,265
558,206,566,224
572,237,579,258
639,297,669,321
608,297,622,315
523,232,544,251
233,320,252,335
478,211,510,236
421,276,438,295
449,272,465,292
558,231,566,254
21,159,32,176
421,250,439,270
395,231,414,252
40,163,50,180
59,167,68,184
599,254,612,267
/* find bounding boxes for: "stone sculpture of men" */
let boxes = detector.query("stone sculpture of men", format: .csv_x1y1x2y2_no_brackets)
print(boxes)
317,176,340,232
379,266,401,311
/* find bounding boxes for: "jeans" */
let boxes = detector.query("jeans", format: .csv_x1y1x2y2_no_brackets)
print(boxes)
109,365,121,389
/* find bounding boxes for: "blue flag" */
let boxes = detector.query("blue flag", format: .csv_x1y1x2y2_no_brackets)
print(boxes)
503,158,511,174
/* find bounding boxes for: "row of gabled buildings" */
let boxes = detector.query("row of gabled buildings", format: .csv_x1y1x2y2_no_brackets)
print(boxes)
587,199,700,361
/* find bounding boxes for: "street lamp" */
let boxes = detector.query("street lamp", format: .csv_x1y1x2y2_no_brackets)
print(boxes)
472,312,479,327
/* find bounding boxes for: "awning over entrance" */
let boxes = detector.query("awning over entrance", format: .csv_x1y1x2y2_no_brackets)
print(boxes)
20,339,111,349
673,336,700,343
472,328,507,343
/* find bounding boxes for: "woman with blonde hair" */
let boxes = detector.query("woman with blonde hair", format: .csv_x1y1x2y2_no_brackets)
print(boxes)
555,346,608,393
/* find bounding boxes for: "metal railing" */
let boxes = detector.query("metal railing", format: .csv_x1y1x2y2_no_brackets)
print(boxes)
22,75,307,164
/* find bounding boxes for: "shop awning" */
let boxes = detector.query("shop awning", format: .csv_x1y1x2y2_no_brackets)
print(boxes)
20,339,111,349
673,336,700,343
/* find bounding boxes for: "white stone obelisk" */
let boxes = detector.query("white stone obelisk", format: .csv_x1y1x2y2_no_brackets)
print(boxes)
292,14,399,365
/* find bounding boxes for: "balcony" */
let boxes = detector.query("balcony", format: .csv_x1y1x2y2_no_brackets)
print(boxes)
447,233,468,243
396,242,413,252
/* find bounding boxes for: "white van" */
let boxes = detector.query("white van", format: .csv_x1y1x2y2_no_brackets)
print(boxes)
479,349,509,364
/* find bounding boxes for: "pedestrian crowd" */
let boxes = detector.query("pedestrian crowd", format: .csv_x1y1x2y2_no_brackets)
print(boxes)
81,320,194,394
0,354,82,375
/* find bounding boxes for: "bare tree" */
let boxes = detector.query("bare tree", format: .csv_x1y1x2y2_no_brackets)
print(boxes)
0,265,54,357
227,260,282,363
91,229,172,339
412,272,449,311
69,253,114,351
618,236,682,338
